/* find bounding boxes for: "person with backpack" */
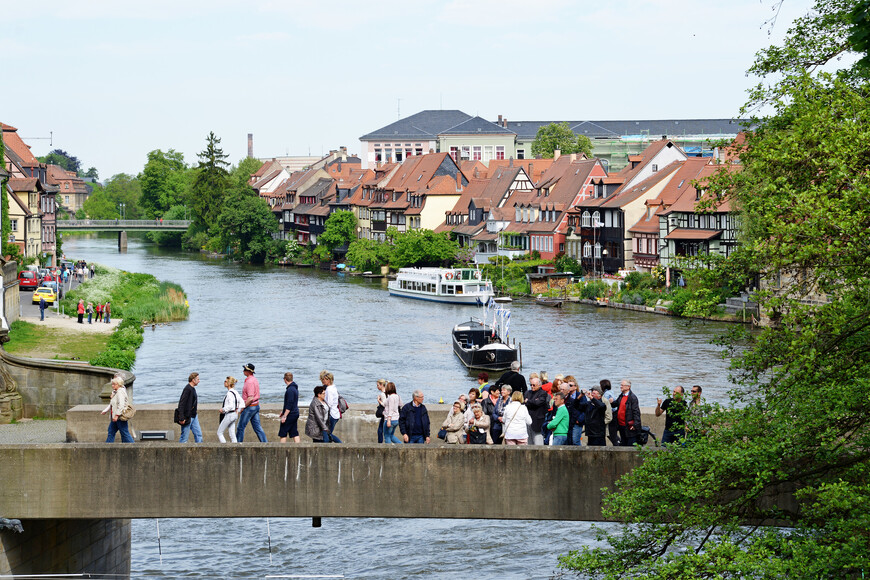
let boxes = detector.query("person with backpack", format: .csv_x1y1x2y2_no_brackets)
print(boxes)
217,376,244,443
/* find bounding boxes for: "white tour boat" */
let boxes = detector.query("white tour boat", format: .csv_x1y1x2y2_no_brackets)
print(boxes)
388,267,495,304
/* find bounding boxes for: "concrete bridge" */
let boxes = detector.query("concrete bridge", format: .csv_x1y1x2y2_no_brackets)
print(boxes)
56,219,191,250
0,443,642,576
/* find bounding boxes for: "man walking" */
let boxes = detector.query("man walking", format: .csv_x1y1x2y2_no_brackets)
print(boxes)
39,296,46,321
178,372,203,443
237,363,268,442
656,386,688,445
613,379,642,447
399,390,430,444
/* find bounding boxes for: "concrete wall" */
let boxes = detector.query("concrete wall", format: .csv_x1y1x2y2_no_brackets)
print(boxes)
2,261,19,327
0,348,134,418
0,444,644,521
66,403,668,444
0,518,130,577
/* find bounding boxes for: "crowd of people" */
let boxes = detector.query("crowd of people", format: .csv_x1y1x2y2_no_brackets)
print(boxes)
103,361,704,447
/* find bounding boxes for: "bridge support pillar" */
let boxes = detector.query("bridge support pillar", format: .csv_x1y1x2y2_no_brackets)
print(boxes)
118,230,128,252
0,518,131,576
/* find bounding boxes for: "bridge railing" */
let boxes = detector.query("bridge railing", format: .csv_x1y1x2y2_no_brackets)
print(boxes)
57,219,191,228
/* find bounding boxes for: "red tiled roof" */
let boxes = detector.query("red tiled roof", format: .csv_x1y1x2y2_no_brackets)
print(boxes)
1,123,40,165
7,177,40,191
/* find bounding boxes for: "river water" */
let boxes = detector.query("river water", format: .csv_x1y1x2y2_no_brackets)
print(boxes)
63,234,737,579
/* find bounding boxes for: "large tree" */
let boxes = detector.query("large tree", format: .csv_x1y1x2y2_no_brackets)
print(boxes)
314,210,357,260
190,131,230,230
138,149,189,219
388,227,459,268
215,185,279,264
559,2,870,578
530,122,592,159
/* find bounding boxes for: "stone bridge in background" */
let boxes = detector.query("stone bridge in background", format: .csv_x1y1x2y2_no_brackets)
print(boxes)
56,219,191,250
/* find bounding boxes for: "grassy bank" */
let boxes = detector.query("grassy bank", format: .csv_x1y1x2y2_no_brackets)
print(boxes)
57,264,189,369
5,320,110,361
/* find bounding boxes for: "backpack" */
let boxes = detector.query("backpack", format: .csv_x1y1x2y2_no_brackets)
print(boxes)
638,426,658,446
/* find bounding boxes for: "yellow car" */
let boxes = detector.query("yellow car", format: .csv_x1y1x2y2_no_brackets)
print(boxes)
32,286,57,305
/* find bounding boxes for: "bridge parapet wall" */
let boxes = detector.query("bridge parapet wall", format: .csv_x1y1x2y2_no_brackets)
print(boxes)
0,444,644,521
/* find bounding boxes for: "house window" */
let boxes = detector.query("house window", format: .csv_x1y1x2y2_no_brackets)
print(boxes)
496,146,505,160
395,150,403,162
484,146,493,162
652,164,658,172
64,183,70,189
592,211,601,227
517,149,525,160
461,146,471,159
473,146,482,161
65,196,70,204
594,242,602,259
560,242,565,253
415,148,423,156
583,242,591,258
582,211,591,227
449,147,459,161
10,220,18,232
385,149,392,162
375,149,382,162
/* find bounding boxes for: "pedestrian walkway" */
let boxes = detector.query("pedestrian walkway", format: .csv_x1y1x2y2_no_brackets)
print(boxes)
0,419,67,444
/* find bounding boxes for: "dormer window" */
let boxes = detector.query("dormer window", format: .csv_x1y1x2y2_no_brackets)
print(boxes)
652,164,658,172
515,207,521,221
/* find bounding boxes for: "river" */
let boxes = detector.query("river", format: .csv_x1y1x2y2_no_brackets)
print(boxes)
63,233,737,579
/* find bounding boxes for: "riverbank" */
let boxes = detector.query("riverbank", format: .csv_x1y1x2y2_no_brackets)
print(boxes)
4,320,114,361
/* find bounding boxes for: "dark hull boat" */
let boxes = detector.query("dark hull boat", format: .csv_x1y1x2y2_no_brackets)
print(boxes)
452,319,518,371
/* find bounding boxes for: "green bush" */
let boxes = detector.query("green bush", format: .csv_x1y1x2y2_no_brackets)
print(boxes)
579,280,609,300
90,347,136,371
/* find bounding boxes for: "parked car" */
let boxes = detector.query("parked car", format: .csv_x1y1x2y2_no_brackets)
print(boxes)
18,271,39,290
40,281,59,293
32,286,57,305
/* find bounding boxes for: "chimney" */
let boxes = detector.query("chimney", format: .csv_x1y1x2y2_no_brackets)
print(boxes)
498,114,503,124
570,153,576,162
503,117,508,128
456,171,462,191
337,160,342,172
429,148,434,154
474,167,479,179
247,133,253,158
509,157,513,167
528,162,534,178
553,149,561,160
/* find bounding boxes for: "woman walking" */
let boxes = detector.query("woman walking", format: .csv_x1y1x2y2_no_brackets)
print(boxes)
217,376,244,443
102,377,134,443
382,381,403,444
375,378,387,443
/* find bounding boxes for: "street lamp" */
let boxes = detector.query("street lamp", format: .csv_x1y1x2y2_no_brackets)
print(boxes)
119,203,126,220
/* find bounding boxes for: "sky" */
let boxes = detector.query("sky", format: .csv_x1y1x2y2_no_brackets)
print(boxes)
3,0,816,179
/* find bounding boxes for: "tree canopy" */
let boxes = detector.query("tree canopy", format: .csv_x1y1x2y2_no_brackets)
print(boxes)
38,149,81,175
138,149,189,219
215,185,279,264
530,122,592,159
388,227,458,268
558,2,870,578
82,173,142,220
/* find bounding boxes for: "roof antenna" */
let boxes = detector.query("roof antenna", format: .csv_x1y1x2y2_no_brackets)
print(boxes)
22,130,53,147
397,98,402,120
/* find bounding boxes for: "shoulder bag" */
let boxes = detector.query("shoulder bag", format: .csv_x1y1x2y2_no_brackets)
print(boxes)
119,403,135,421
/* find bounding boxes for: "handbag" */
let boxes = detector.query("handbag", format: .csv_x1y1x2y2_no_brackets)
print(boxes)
173,408,183,425
437,428,448,440
119,403,135,421
375,403,385,418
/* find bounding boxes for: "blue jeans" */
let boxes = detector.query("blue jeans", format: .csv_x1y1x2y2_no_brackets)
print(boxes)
551,435,568,446
570,424,583,446
383,421,403,444
662,429,684,446
107,419,134,443
236,405,268,442
324,415,342,443
179,416,202,443
40,308,45,321
105,312,110,323
407,434,426,444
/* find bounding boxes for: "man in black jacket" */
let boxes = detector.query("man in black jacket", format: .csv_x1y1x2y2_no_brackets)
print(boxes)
613,379,642,447
178,372,202,443
399,390,430,444
524,376,549,445
493,361,527,397
582,386,608,446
